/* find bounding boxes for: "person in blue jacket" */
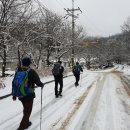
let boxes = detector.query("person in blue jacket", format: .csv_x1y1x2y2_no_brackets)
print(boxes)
73,62,83,87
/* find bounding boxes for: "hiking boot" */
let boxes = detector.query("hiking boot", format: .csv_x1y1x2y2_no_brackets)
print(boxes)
55,95,59,98
25,122,32,129
16,122,32,130
75,83,78,87
59,93,62,97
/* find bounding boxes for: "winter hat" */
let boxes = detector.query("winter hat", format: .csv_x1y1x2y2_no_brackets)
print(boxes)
58,61,62,64
76,62,79,65
22,57,32,66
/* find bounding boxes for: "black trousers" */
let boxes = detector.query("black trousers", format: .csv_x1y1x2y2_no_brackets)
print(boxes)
54,76,63,96
18,99,34,130
74,74,80,85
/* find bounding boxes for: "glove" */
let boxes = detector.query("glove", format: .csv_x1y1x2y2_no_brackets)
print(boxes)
41,83,44,88
12,96,16,101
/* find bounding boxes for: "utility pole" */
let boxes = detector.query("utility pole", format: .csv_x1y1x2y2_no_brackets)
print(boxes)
64,0,82,68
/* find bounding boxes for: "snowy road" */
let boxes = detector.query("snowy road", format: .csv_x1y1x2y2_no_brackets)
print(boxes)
0,68,130,130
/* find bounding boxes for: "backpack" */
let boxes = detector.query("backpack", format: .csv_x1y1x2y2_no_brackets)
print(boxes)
52,63,61,76
74,65,80,75
12,68,34,97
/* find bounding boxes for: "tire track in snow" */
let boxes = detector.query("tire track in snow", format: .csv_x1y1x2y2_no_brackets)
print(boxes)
55,81,96,130
91,72,129,130
29,74,97,130
73,72,121,130
80,74,106,130
120,75,130,96
51,76,101,130
90,72,130,130
120,76,130,115
103,74,117,130
113,73,130,130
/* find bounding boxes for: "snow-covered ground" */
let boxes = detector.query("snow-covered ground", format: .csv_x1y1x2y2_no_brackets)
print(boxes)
0,65,130,130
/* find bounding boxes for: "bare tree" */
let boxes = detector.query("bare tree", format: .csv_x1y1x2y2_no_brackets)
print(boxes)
0,0,33,76
121,16,130,33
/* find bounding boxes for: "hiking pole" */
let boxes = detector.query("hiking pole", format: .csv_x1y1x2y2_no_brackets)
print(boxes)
40,87,43,130
80,73,82,87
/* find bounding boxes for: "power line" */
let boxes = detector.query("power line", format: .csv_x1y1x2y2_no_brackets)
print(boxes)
55,0,67,9
57,0,68,8
74,1,104,35
82,13,104,35
35,0,50,12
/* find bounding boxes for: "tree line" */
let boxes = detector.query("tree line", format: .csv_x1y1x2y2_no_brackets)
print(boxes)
73,16,130,69
0,0,85,77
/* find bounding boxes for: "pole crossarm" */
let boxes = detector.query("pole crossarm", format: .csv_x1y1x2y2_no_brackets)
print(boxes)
64,0,82,67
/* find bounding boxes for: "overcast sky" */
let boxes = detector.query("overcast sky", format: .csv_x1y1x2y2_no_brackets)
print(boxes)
40,0,130,37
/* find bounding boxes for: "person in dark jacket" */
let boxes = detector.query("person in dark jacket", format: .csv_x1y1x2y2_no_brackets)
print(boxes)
73,62,83,87
52,61,64,98
12,57,44,130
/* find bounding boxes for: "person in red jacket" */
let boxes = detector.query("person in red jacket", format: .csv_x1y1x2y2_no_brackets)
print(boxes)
12,57,44,130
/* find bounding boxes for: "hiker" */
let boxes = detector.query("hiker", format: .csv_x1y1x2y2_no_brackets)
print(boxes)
73,62,83,87
12,57,44,130
52,61,64,98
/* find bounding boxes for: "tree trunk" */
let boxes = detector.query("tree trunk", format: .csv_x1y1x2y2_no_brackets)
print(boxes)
18,46,21,67
86,61,90,70
46,49,50,67
37,43,43,69
2,45,6,77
